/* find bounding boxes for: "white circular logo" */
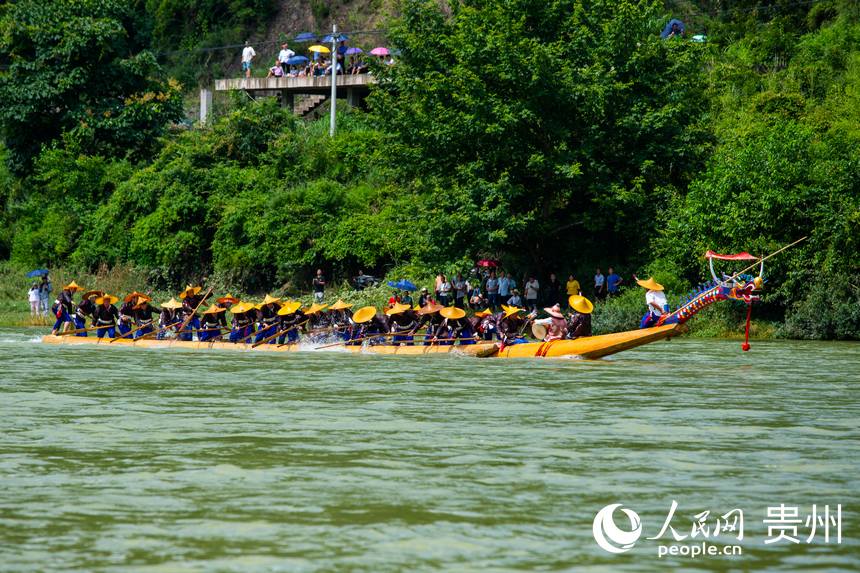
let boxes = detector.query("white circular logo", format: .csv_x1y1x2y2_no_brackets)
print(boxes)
592,503,643,553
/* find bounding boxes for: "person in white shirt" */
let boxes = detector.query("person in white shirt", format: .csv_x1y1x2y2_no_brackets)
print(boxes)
524,276,540,312
635,276,668,328
28,283,41,319
278,43,295,76
241,41,256,78
594,268,606,300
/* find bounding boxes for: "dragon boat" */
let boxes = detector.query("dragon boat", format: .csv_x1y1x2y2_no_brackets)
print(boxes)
40,248,771,359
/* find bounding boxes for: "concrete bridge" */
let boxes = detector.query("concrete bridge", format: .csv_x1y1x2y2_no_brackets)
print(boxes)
202,74,375,122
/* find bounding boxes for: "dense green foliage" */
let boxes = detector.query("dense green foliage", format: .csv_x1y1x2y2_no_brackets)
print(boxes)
370,0,710,268
0,0,184,174
0,0,858,338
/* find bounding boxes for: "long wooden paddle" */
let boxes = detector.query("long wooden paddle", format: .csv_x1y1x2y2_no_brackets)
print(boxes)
271,319,310,348
168,287,212,345
109,320,150,342
55,324,105,336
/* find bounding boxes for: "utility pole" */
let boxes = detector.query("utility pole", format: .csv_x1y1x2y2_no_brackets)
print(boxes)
330,23,338,137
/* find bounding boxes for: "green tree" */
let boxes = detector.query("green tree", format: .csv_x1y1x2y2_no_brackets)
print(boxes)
0,0,183,174
369,0,710,269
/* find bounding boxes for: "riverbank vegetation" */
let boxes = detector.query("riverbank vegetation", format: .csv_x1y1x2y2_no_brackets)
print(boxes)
0,0,857,339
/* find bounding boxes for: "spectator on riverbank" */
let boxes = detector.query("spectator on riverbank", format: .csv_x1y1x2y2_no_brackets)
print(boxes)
546,273,562,306
507,289,523,307
278,43,295,76
453,273,467,308
241,41,256,78
312,269,326,303
594,268,606,301
524,276,540,311
469,287,486,310
39,275,52,318
438,274,452,306
28,283,40,319
606,267,623,297
566,275,581,303
485,270,499,309
498,271,511,302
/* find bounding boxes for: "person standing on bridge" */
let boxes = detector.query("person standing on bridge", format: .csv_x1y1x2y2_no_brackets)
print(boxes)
278,42,294,76
242,41,256,78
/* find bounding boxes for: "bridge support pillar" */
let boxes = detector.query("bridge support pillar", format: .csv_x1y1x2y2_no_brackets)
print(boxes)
280,89,294,112
346,87,361,108
199,88,213,125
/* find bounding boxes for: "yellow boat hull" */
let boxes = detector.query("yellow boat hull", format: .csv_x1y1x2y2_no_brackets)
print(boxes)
40,323,681,359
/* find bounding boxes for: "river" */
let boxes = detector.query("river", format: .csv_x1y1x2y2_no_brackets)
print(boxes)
0,329,857,571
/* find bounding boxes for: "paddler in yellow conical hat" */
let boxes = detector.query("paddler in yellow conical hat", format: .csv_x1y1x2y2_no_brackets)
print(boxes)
254,294,282,345
438,306,475,345
50,281,84,335
567,295,594,339
177,285,206,341
92,294,120,339
416,301,445,345
228,301,255,343
276,301,304,345
386,302,417,345
328,299,354,341
635,275,667,329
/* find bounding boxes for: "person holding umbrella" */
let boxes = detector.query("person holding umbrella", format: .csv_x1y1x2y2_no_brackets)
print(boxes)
278,42,295,76
39,274,52,319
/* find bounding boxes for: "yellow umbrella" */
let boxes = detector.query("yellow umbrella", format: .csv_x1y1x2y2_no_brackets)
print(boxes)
308,45,330,54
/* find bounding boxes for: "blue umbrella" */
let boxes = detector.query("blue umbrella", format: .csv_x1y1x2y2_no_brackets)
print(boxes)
322,34,349,43
26,269,49,278
294,32,317,42
387,279,418,292
661,19,686,39
286,55,309,65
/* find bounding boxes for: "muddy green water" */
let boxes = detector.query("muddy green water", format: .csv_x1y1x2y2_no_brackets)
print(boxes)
0,329,858,572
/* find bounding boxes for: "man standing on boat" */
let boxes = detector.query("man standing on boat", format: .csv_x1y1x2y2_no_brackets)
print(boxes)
229,302,255,343
50,281,82,335
199,305,227,342
179,285,205,341
73,290,101,336
133,297,158,339
92,294,120,338
277,301,305,345
387,302,417,345
254,295,282,344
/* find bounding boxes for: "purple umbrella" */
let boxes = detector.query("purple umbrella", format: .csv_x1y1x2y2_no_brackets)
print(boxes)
346,47,363,55
370,47,389,56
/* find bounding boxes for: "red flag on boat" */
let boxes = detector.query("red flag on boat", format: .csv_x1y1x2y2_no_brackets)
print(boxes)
705,250,758,260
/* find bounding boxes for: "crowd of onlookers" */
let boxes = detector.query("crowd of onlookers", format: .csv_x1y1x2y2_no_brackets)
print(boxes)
241,39,395,80
381,265,630,313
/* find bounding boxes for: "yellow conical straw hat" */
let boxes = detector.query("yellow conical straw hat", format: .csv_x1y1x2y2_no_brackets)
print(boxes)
329,299,353,311
277,301,302,315
440,307,466,320
636,277,664,291
352,306,377,324
569,295,594,314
